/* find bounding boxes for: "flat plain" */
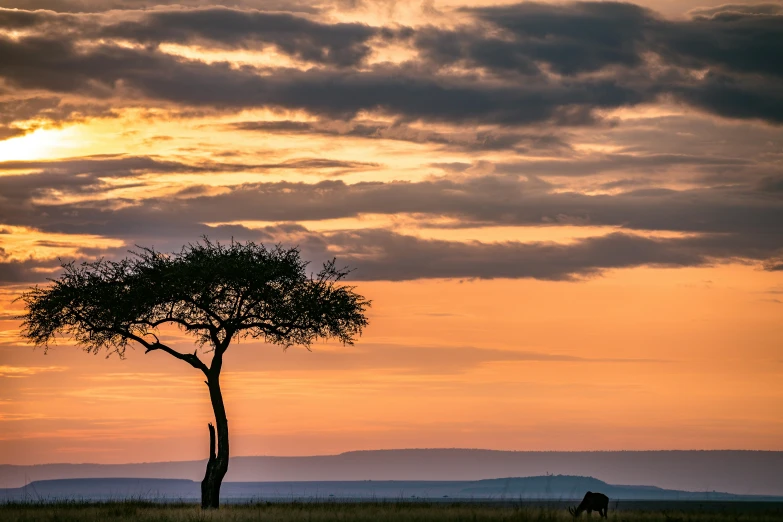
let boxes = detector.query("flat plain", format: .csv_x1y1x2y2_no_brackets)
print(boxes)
2,501,783,522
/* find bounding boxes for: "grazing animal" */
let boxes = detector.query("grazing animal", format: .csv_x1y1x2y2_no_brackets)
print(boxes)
568,491,609,518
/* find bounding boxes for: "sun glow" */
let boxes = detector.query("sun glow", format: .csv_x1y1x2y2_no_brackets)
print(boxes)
0,127,77,162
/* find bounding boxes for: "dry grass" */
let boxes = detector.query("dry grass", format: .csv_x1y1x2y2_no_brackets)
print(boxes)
2,501,782,522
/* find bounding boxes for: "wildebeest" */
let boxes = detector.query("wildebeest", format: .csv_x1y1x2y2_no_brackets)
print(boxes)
568,491,609,518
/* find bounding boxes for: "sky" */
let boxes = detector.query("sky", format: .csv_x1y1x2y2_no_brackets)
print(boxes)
0,0,782,466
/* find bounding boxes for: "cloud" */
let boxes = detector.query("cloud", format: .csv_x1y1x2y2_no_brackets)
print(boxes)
305,228,781,281
672,71,783,124
230,120,571,152
1,3,781,125
114,177,783,235
223,343,664,376
666,4,783,78
441,2,654,76
0,6,380,67
763,259,783,271
428,2,783,123
0,247,62,283
689,4,783,17
0,126,27,141
0,155,377,177
462,1,783,80
103,8,380,67
0,260,58,283
0,97,116,141
53,223,766,282
3,214,780,282
0,365,67,378
0,155,380,203
0,0,321,14
31,221,782,283
490,153,751,177
1,171,781,240
0,2,781,285
757,175,783,193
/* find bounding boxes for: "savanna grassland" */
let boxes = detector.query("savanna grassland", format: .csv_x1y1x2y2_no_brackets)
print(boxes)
2,502,782,522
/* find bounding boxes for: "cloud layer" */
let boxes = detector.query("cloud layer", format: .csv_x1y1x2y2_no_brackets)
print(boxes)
0,1,781,282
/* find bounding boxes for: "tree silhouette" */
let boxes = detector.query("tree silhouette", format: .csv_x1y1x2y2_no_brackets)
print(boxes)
18,239,370,508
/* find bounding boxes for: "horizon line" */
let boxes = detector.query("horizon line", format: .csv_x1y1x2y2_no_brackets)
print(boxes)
4,448,781,467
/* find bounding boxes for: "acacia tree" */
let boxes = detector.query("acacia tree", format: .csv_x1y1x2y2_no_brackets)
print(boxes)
19,239,370,509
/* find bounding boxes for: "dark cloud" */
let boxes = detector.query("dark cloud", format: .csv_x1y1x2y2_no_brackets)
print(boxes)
0,156,182,202
430,2,653,76
461,2,783,79
407,2,782,123
205,224,781,281
9,220,774,282
0,171,780,281
293,69,651,124
672,71,783,124
0,1,321,14
0,154,377,175
490,152,750,177
0,2,781,285
471,1,653,49
0,155,381,205
1,171,781,240
689,3,783,17
2,3,782,125
764,261,783,271
269,158,380,170
1,98,66,125
230,120,571,152
757,175,783,193
0,35,170,95
102,8,379,67
0,6,378,67
0,8,68,29
0,155,212,175
0,248,60,284
656,6,783,78
0,260,43,283
0,97,116,141
183,177,781,236
312,228,780,281
413,27,544,75
0,126,27,141
0,34,655,123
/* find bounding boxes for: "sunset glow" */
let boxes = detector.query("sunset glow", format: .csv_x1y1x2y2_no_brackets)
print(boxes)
0,128,77,162
1,0,782,469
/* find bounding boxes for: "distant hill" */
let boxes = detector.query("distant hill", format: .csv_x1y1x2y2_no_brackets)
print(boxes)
3,475,781,502
2,450,782,496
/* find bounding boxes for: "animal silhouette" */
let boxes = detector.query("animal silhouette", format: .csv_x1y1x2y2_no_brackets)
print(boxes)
568,491,609,518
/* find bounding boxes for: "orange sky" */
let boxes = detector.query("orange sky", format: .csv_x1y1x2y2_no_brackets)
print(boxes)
1,0,782,465
2,264,781,464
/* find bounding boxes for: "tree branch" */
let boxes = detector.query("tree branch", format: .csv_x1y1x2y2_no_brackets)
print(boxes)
141,317,215,331
232,289,247,322
120,329,209,375
183,296,227,329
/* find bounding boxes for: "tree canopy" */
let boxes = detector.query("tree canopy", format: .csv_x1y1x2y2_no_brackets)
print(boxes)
20,239,370,373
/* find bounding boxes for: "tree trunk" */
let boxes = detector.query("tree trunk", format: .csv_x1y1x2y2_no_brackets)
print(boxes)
200,376,229,509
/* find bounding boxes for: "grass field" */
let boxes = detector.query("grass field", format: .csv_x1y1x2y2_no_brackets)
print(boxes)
2,501,783,522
